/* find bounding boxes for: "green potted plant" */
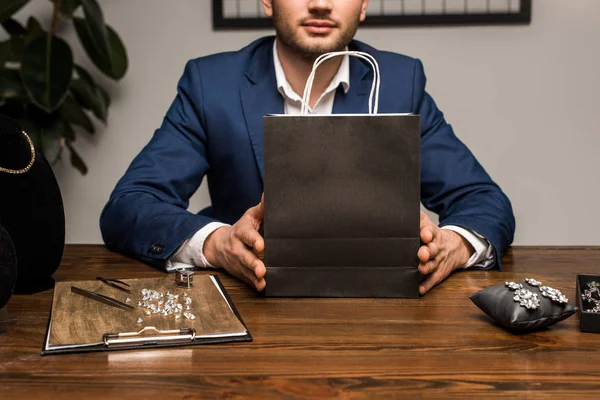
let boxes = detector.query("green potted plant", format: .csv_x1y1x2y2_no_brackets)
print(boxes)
0,0,127,174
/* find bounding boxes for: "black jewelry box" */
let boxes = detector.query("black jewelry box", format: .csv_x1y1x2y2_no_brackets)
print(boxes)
576,275,600,333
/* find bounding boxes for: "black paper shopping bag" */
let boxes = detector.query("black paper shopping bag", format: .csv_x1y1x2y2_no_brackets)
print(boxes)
262,51,421,297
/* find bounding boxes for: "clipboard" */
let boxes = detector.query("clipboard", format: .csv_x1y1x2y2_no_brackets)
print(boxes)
41,274,252,355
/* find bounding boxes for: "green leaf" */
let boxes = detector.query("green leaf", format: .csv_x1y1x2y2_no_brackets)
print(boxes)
0,68,25,98
66,141,88,174
74,18,127,80
74,64,94,86
59,0,81,18
58,94,94,133
21,34,73,112
40,118,67,164
106,24,127,79
96,84,110,108
70,79,106,122
21,114,68,164
72,64,109,121
2,17,27,36
61,120,76,142
0,0,30,24
80,0,110,60
25,16,43,41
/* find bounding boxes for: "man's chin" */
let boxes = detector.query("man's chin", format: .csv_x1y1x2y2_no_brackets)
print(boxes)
297,41,346,59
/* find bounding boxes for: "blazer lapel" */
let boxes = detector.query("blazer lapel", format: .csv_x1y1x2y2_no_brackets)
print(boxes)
332,54,372,114
240,40,283,181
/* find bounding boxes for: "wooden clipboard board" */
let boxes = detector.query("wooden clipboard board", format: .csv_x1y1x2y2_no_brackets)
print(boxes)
42,274,251,355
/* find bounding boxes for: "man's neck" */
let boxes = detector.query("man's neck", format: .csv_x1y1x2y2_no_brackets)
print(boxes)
275,38,343,108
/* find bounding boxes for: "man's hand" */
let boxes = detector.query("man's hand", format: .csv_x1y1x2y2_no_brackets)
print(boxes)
417,212,474,295
203,195,266,291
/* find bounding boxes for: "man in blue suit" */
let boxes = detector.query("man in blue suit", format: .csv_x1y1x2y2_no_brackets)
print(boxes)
100,0,515,295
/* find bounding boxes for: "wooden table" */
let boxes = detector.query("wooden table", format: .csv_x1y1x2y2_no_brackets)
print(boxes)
1,245,600,399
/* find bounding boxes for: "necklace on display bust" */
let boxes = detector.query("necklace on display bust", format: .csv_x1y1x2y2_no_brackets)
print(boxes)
0,131,36,175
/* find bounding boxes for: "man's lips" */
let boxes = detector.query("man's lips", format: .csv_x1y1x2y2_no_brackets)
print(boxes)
302,19,336,34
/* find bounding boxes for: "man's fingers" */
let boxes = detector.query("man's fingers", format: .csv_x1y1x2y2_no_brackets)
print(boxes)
427,241,440,258
419,266,447,295
420,227,435,244
417,245,430,263
418,259,438,275
256,194,264,219
255,277,266,292
247,194,264,220
237,245,265,275
253,260,266,279
418,241,441,263
238,227,264,250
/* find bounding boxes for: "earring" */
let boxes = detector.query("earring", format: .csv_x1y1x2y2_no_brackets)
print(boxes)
524,278,569,304
506,281,540,310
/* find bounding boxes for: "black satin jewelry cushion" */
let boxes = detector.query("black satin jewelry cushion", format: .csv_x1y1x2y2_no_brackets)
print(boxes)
0,222,17,309
470,280,577,332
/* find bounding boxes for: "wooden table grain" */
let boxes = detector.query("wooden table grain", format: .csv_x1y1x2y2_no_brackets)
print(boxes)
1,245,600,399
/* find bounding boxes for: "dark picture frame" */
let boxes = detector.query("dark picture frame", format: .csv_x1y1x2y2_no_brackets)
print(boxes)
213,0,531,30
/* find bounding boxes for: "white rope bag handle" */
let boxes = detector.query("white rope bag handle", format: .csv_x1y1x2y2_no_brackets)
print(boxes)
301,51,381,115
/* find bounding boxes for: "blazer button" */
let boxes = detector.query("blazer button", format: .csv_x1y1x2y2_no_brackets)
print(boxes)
149,244,164,255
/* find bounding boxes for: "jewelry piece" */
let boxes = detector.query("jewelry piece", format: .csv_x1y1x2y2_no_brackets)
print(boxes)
134,287,195,322
525,278,541,287
540,286,568,304
524,278,570,304
175,269,194,289
0,131,36,175
505,281,522,291
513,288,541,310
581,281,600,313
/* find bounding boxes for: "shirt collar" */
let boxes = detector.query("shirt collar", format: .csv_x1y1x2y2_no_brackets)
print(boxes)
273,40,350,102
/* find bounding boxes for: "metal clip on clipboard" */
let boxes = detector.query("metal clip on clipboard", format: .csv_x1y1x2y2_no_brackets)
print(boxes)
103,326,196,347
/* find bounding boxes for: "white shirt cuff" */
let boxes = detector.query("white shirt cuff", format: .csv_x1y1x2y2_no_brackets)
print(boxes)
441,225,494,269
165,222,230,271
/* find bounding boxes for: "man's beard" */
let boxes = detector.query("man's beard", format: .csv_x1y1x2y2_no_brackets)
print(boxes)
272,5,360,60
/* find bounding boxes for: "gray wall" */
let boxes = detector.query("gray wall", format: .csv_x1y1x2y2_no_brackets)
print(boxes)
8,0,600,245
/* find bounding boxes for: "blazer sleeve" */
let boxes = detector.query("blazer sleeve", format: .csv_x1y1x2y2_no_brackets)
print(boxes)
412,59,515,270
100,60,219,269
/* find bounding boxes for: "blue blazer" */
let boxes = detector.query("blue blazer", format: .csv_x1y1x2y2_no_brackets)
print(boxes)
100,36,515,270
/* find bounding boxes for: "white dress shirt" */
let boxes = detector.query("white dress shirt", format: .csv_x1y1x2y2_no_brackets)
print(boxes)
167,42,494,270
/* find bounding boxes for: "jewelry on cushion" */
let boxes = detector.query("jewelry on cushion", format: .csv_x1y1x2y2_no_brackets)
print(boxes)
513,288,541,310
506,279,570,308
525,278,541,287
540,286,568,304
525,277,569,304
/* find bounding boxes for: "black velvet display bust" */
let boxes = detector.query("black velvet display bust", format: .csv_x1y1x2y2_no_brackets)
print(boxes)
0,222,17,309
0,114,65,293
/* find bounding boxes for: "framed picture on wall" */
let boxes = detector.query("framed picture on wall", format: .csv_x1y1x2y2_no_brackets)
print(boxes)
213,0,532,30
